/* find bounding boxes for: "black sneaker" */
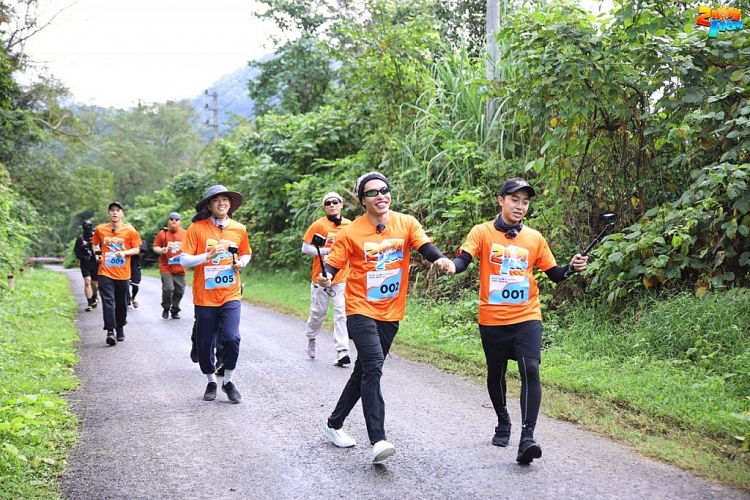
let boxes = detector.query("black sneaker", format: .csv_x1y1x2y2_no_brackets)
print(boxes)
116,328,125,342
162,309,169,319
91,298,98,309
221,382,241,403
333,351,351,366
516,438,542,464
171,313,180,319
215,364,225,376
85,305,93,312
492,422,511,447
203,382,217,401
106,330,116,346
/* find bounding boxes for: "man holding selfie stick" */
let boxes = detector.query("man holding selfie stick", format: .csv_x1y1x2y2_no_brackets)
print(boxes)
180,185,251,404
444,177,588,464
301,192,352,365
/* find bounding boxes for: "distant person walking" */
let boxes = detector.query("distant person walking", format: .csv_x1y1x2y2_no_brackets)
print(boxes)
318,172,453,463
153,212,187,319
302,191,352,366
92,202,142,346
127,238,148,310
446,177,588,464
74,218,100,311
180,185,252,404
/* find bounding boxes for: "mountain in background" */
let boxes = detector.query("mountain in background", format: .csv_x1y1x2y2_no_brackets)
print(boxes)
190,61,264,139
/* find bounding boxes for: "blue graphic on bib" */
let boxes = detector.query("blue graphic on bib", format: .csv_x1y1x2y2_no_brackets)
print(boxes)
206,267,235,290
105,252,126,267
168,255,181,265
488,276,530,305
366,269,403,301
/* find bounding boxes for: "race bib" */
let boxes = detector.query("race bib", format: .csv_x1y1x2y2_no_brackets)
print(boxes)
104,252,126,267
167,255,181,265
488,274,529,305
366,269,402,302
205,265,235,289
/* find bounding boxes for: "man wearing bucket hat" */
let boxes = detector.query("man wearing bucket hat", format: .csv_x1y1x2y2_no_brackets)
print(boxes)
92,202,143,346
153,212,187,319
445,177,588,464
301,191,352,365
317,172,454,463
180,185,252,404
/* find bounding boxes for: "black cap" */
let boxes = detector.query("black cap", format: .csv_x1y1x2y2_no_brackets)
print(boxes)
108,201,125,211
499,178,536,197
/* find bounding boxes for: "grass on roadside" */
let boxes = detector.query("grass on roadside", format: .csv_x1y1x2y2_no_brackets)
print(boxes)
0,268,80,500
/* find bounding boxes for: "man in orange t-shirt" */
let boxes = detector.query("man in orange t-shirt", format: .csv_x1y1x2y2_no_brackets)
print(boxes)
318,172,453,463
301,191,352,365
91,201,142,346
153,212,187,320
448,177,588,464
180,185,251,404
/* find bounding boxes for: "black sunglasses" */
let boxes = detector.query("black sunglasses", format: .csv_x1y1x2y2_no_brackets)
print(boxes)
169,218,180,221
363,187,391,198
324,199,341,206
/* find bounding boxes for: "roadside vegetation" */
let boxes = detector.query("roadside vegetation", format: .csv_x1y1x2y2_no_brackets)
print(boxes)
0,268,79,499
242,269,750,491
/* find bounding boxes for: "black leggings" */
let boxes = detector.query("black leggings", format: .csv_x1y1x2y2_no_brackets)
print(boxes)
486,357,541,424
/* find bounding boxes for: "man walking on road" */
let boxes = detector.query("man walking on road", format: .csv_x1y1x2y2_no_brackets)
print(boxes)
445,177,588,464
74,218,100,311
302,191,352,366
153,212,187,319
318,172,453,463
92,202,143,346
180,185,252,404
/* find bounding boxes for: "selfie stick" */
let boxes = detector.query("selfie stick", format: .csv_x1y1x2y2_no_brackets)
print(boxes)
581,214,616,257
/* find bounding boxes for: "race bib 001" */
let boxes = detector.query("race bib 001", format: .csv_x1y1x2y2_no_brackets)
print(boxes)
205,265,235,289
488,275,529,305
366,268,402,302
104,252,126,267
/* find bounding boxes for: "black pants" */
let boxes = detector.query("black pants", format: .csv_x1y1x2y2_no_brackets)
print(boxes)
328,314,398,445
98,275,129,331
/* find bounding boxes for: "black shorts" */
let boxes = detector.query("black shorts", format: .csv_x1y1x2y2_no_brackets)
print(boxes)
478,320,542,362
80,264,99,280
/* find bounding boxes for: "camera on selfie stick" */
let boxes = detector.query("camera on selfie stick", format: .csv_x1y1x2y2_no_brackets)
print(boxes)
312,233,336,297
227,243,239,265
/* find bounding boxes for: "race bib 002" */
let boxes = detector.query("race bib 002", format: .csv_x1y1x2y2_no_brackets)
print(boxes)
366,268,402,302
104,252,126,267
205,265,235,290
488,275,529,305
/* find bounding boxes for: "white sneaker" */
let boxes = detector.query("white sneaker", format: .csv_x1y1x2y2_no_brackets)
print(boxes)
371,440,395,463
306,338,317,358
323,423,356,448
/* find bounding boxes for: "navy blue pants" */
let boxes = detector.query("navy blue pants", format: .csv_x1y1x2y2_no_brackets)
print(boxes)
97,275,129,331
328,314,398,445
195,300,241,375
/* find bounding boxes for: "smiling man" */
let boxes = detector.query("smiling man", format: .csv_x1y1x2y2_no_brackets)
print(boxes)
92,202,142,346
318,172,453,463
180,186,251,404
447,177,588,464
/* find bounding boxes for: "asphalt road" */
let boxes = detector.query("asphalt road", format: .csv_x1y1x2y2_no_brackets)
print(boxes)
56,268,749,500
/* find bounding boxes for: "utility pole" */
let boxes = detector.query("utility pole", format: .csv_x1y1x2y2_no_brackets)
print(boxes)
204,90,219,141
485,0,499,128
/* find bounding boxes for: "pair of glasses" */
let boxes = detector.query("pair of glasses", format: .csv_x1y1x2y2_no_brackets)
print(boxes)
169,218,180,221
363,187,391,197
324,199,340,206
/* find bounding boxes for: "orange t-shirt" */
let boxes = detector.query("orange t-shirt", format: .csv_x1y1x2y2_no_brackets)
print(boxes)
91,223,142,281
181,219,252,307
153,228,187,275
303,216,351,285
326,211,431,322
458,221,557,326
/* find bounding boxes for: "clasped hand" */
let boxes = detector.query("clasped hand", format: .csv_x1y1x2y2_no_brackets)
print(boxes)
569,253,588,271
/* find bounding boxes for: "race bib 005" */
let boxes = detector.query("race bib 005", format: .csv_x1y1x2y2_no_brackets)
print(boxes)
205,265,235,290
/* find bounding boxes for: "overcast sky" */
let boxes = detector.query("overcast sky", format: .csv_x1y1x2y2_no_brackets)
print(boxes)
22,0,279,109
21,0,613,110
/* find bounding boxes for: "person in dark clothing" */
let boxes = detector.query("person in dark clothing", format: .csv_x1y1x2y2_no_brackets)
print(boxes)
127,240,148,309
74,219,100,311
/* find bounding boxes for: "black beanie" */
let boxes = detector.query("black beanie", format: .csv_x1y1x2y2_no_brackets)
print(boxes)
353,171,391,205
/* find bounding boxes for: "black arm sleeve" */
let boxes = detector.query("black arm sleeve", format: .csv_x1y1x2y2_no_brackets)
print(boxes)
544,265,571,284
73,237,84,260
452,252,473,274
323,263,340,279
417,243,445,263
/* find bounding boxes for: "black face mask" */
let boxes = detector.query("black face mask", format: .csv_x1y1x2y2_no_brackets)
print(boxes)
82,225,94,238
493,214,523,239
326,214,342,227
